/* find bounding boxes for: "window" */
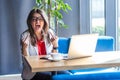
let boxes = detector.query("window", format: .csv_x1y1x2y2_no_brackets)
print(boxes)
91,0,105,36
80,0,117,50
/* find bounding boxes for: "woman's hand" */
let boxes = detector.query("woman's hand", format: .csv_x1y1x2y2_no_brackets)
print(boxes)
50,36,58,53
51,36,58,47
48,31,58,53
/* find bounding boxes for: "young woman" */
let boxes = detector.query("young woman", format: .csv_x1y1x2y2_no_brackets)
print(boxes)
20,8,58,80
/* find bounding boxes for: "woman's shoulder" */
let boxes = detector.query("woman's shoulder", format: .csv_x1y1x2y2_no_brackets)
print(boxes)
21,30,30,35
20,29,30,39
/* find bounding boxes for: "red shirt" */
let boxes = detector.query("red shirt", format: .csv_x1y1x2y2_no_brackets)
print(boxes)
37,39,46,55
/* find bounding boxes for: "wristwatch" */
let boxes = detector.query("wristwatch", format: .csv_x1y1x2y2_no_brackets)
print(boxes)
53,47,58,50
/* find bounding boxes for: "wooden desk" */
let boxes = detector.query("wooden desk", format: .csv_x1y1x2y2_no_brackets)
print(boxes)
25,51,120,72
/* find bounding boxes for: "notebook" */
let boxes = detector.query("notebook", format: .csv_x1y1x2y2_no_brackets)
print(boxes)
63,34,99,59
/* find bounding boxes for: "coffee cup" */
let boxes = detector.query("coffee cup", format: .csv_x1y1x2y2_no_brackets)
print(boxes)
51,53,63,61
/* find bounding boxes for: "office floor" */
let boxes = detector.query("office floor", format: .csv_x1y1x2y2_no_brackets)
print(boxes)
0,74,22,80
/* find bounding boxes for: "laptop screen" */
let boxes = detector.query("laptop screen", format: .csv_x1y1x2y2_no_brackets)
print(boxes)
67,34,98,59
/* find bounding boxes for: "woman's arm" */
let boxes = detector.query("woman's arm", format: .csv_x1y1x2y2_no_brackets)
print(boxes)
21,41,28,56
51,36,58,53
48,30,58,53
20,34,28,56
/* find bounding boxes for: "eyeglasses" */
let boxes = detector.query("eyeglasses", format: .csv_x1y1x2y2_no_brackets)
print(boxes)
32,17,44,22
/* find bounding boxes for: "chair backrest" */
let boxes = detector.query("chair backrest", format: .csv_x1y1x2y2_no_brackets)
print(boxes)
95,36,114,52
58,37,71,53
58,36,114,53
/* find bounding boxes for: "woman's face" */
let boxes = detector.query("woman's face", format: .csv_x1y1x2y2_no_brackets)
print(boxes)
31,13,44,33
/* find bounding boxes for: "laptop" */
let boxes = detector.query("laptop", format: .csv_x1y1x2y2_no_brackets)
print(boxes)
63,34,99,59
